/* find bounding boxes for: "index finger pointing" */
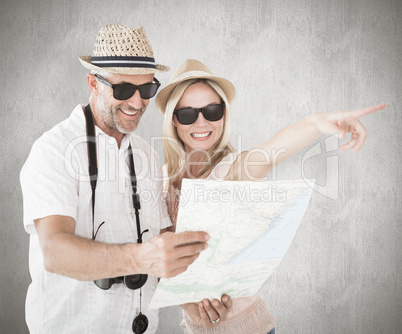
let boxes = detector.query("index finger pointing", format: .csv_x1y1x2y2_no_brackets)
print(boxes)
351,103,386,118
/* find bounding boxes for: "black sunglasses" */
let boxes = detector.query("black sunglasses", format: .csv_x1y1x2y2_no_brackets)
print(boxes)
174,103,225,125
95,74,160,100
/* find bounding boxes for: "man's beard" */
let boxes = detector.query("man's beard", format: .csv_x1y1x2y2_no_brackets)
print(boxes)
95,92,145,135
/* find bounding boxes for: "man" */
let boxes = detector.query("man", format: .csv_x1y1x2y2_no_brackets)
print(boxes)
20,24,212,333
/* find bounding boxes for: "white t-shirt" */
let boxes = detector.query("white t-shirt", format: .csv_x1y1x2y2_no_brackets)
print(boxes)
20,104,171,334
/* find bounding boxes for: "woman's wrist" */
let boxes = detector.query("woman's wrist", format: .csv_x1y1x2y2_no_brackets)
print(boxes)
305,112,322,137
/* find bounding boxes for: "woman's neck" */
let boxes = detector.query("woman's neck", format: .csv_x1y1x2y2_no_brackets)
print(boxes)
171,151,207,190
185,150,208,178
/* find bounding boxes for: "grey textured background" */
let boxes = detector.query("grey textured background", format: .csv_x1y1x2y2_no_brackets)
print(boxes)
1,0,401,333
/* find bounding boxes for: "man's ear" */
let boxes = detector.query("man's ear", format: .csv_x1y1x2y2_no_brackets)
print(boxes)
87,74,98,95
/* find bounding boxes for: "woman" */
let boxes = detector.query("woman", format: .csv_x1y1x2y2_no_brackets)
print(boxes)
155,59,384,333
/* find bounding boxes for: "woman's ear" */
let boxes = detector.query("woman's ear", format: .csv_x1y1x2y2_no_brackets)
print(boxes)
172,117,177,127
87,74,98,95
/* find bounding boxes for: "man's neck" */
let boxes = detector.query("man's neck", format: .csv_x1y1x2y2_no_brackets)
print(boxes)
88,101,124,148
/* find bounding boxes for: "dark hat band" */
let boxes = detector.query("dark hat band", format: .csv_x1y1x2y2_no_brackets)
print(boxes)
91,56,157,68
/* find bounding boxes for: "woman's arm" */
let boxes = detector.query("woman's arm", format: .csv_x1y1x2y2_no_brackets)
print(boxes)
226,104,386,181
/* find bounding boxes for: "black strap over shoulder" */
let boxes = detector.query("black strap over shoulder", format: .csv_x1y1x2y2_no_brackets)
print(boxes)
128,144,148,244
84,104,98,192
83,104,104,240
83,104,147,242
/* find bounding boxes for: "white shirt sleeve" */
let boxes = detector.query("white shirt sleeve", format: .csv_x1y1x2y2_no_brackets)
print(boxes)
20,132,79,234
150,146,171,231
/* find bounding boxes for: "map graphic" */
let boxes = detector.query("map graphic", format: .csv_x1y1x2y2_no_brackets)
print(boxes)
149,179,313,310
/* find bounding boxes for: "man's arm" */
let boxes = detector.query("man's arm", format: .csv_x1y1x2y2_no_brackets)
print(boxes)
35,215,209,280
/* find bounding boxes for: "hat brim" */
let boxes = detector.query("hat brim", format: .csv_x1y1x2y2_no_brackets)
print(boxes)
155,72,236,114
79,56,170,75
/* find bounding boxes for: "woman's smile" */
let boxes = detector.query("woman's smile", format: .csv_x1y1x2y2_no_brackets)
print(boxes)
191,131,212,139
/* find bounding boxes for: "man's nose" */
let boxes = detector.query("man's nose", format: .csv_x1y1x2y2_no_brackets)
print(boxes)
126,90,144,109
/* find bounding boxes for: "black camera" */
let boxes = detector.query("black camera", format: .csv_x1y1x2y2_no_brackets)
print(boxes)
94,274,148,290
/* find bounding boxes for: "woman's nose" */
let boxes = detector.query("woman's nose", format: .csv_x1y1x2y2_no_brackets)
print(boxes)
194,111,208,125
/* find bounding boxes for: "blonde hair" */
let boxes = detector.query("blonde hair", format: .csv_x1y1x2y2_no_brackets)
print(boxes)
163,79,235,186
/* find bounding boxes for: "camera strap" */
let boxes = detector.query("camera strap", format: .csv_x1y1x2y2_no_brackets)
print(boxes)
83,104,148,242
83,104,149,333
128,144,149,244
83,104,104,240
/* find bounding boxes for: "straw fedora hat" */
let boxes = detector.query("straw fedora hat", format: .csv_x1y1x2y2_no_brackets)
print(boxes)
79,24,170,75
155,59,235,114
